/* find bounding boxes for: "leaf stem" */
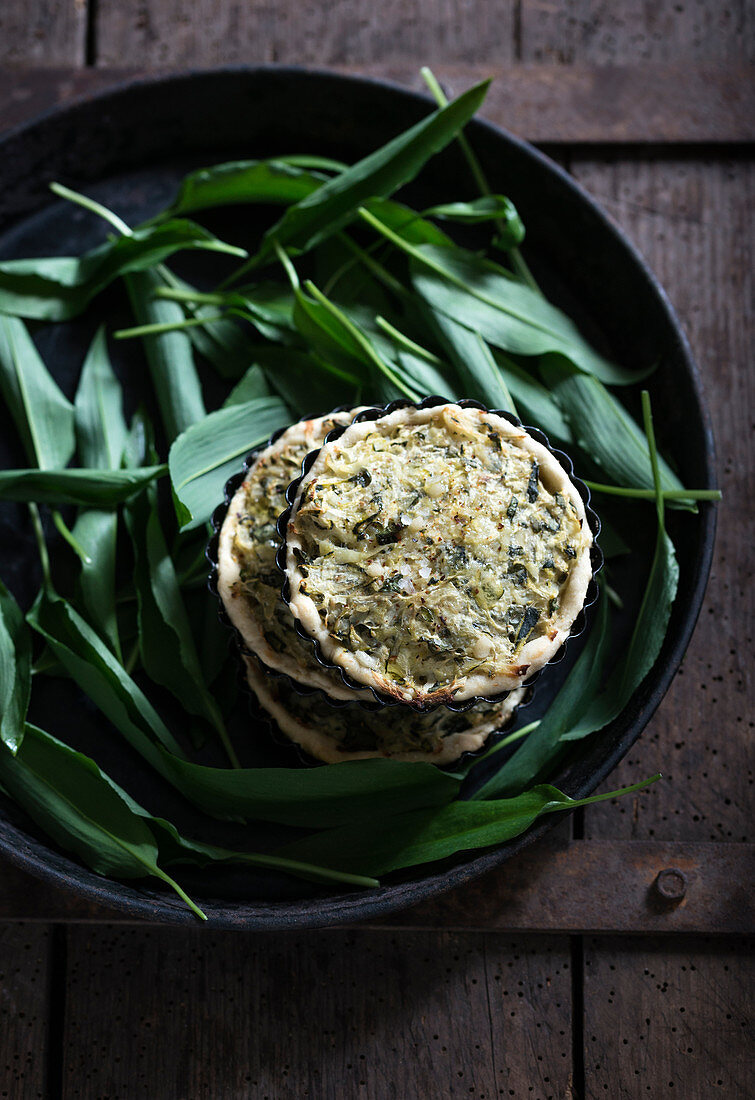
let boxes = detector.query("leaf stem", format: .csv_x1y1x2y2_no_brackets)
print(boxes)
114,315,227,340
51,510,93,565
336,233,412,301
28,504,52,591
374,316,445,365
154,287,228,307
585,481,721,502
303,280,421,401
153,866,208,920
419,67,540,292
124,641,140,676
475,720,541,762
50,182,132,237
641,391,665,524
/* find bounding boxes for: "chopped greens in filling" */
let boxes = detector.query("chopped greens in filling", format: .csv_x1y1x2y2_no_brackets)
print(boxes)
227,413,355,684
287,405,591,701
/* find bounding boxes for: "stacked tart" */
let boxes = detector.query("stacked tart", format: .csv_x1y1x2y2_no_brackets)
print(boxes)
215,400,597,764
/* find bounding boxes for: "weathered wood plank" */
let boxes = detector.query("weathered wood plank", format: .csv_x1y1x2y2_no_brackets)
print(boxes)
0,924,53,1097
2,64,753,143
60,926,573,1099
582,935,755,1098
0,1,87,67
93,0,517,68
520,0,755,63
568,158,755,844
1,840,751,933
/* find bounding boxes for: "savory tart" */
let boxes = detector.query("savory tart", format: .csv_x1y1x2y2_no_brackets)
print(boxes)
244,654,526,764
284,402,594,706
216,409,373,702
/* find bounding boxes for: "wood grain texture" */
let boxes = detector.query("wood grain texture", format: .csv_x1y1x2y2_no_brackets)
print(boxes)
94,0,516,68
569,157,755,845
582,936,755,1098
520,0,755,63
1,839,752,933
4,63,752,143
0,924,53,1098
0,1,87,66
60,927,573,1099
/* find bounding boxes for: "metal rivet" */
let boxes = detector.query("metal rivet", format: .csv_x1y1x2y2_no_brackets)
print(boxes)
655,867,687,902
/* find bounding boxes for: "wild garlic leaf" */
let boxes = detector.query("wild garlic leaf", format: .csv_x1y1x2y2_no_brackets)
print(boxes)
0,582,32,754
424,194,525,244
407,243,642,386
154,158,335,220
470,592,612,800
0,220,247,322
275,775,659,876
26,588,186,771
157,753,461,829
0,466,166,506
563,529,678,740
237,80,491,273
251,346,359,417
540,356,691,507
0,315,75,469
168,397,290,529
0,724,206,918
125,484,238,767
493,353,573,443
74,325,128,468
125,269,206,443
358,207,642,387
222,366,271,407
69,511,121,658
427,309,515,411
70,326,128,657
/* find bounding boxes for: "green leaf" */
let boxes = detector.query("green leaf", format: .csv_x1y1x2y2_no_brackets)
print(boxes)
168,396,290,529
0,724,206,918
70,510,121,658
236,80,491,273
158,754,461,829
125,485,239,767
276,775,659,876
408,243,640,385
425,195,525,243
155,158,336,219
565,528,678,739
26,589,186,772
0,582,32,753
0,220,247,321
74,325,128,468
69,326,128,657
0,466,166,506
125,269,207,442
427,309,516,411
0,315,75,469
541,357,690,504
493,353,573,443
472,591,612,799
294,279,419,401
252,346,359,416
360,208,642,387
222,366,271,407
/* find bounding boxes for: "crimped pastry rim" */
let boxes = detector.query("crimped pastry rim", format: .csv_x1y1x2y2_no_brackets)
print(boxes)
281,399,599,708
243,653,527,764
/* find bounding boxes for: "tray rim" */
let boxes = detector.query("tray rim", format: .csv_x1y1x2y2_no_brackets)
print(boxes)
0,64,717,928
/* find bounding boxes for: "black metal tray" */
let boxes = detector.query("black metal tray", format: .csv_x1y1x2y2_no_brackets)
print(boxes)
0,68,716,928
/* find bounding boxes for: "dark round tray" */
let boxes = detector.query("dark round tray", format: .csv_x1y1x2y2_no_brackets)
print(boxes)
0,67,716,928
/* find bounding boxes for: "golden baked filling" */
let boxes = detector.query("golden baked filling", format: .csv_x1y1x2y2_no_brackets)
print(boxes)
285,403,593,705
217,409,372,701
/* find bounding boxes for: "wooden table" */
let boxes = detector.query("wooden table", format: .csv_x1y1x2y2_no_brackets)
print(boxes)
1,3,753,1097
